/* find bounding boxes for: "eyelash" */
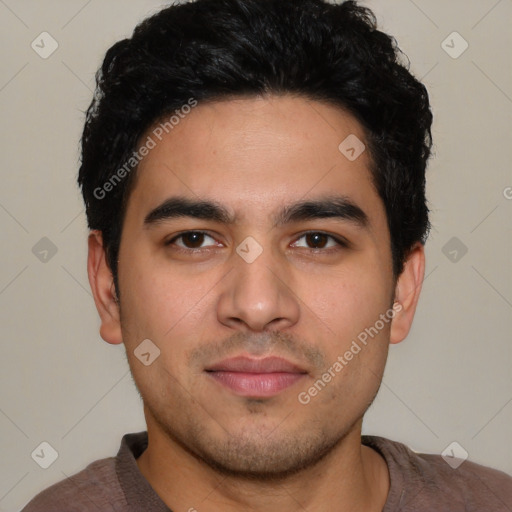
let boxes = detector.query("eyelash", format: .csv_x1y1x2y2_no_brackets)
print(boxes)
165,230,349,253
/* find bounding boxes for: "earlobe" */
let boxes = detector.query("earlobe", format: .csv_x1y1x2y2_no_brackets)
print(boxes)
87,230,123,345
389,242,425,345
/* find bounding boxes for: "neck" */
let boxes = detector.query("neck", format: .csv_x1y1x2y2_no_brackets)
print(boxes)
136,415,390,512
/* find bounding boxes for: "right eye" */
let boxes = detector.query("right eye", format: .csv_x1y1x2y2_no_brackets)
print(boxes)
165,231,220,250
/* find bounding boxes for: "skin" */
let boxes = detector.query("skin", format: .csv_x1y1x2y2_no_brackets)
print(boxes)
88,95,425,511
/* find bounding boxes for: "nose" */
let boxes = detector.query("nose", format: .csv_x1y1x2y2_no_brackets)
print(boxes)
216,242,300,332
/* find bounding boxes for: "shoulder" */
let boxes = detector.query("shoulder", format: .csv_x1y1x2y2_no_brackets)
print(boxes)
21,455,126,512
417,451,512,509
363,435,512,511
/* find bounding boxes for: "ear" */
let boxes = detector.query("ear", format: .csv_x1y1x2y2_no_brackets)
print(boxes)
389,242,425,345
87,230,123,345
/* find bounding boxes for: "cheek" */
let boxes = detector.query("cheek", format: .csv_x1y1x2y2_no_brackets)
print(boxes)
119,256,220,378
118,249,190,333
304,262,392,342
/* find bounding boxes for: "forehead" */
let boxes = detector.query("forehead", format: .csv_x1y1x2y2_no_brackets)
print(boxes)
125,95,386,232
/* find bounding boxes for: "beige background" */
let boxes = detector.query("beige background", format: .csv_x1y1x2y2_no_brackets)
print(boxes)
0,0,511,510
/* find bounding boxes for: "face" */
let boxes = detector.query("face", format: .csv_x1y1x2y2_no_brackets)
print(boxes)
92,95,419,478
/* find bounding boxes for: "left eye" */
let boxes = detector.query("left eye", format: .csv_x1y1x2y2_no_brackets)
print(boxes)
292,232,344,250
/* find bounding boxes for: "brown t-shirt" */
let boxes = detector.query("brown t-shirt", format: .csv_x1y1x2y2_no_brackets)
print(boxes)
21,431,512,511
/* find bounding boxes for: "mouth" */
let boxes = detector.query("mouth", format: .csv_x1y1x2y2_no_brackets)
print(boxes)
204,356,308,398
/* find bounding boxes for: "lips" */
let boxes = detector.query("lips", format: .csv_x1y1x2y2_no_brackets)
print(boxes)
206,356,306,374
205,356,307,398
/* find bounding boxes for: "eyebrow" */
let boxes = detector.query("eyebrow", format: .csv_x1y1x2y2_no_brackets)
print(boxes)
143,195,369,229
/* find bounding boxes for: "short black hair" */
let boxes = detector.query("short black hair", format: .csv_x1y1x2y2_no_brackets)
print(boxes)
78,0,433,296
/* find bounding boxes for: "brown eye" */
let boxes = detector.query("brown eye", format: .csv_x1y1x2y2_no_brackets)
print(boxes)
305,233,329,248
292,232,345,250
167,231,217,249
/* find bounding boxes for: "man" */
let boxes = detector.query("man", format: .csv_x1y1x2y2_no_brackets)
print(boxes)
22,0,512,510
